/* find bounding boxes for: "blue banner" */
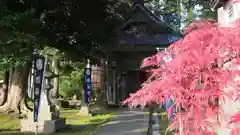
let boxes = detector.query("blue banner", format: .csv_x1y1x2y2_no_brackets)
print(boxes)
33,56,46,122
163,98,175,121
84,68,92,104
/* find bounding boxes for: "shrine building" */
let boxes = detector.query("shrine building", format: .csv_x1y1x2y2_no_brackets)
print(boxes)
91,0,182,106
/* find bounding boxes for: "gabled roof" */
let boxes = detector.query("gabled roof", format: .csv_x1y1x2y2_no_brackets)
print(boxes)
116,4,182,46
120,4,176,33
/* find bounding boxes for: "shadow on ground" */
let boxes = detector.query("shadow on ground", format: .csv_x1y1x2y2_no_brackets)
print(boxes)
0,108,149,135
1,123,104,135
0,111,114,135
92,109,149,135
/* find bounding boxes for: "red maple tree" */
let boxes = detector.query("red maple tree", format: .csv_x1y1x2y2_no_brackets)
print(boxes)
123,20,240,135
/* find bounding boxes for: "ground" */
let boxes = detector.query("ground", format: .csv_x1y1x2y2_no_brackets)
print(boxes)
0,109,116,135
93,108,149,135
0,108,170,135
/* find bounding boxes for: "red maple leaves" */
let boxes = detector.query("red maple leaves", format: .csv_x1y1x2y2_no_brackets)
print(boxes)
123,19,240,134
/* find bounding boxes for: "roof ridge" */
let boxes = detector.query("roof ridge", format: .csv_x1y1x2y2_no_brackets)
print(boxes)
131,4,178,33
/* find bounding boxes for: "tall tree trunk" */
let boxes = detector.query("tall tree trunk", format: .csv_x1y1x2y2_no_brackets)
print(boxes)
0,70,10,106
3,70,9,91
8,67,14,92
51,58,59,98
0,62,31,114
187,5,193,25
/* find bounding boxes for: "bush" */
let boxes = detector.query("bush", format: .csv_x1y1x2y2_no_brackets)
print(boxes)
59,68,83,99
59,76,81,99
60,87,82,100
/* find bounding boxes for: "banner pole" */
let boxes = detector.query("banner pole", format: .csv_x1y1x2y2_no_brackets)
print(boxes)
33,55,47,134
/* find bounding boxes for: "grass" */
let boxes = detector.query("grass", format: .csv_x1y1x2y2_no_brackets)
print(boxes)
0,108,116,135
157,108,173,135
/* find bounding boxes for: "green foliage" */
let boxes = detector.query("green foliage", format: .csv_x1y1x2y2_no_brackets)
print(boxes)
40,46,86,99
59,66,84,99
0,8,46,68
0,109,116,135
0,70,4,80
145,0,216,31
41,46,63,59
0,0,130,69
39,0,130,56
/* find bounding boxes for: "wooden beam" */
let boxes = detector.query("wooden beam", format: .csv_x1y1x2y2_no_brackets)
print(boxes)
110,45,168,52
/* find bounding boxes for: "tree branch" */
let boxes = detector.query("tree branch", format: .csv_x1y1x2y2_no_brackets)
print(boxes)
45,73,64,79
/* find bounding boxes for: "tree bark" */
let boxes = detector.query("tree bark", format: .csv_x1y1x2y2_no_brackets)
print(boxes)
8,67,14,91
0,62,31,114
0,70,10,106
3,70,9,91
51,58,60,98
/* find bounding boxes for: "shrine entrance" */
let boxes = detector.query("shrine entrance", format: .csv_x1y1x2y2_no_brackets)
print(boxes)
93,1,182,106
106,68,148,105
105,50,159,105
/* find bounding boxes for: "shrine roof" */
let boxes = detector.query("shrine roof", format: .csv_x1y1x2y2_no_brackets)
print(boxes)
116,4,182,46
120,4,176,33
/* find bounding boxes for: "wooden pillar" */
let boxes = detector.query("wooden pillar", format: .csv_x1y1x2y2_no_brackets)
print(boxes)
113,69,116,104
105,54,110,104
100,58,105,90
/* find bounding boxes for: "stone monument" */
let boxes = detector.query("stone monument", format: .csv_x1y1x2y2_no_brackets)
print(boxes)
21,80,66,133
68,94,81,108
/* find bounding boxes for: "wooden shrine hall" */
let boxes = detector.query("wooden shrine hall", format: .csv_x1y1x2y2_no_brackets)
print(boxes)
91,0,182,106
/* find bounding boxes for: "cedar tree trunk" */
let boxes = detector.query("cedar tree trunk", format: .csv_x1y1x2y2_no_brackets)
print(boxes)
0,70,9,106
0,62,31,114
51,58,59,98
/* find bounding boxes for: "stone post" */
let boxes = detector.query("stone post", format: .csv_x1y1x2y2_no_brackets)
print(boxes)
78,59,91,116
20,80,66,133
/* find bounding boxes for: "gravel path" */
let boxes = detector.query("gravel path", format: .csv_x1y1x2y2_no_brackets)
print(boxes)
93,108,149,135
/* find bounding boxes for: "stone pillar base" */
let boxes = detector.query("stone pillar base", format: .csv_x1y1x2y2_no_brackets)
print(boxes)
20,118,66,133
78,105,92,116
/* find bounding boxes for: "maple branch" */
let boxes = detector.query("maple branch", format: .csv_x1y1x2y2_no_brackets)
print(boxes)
199,54,239,72
218,55,238,68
